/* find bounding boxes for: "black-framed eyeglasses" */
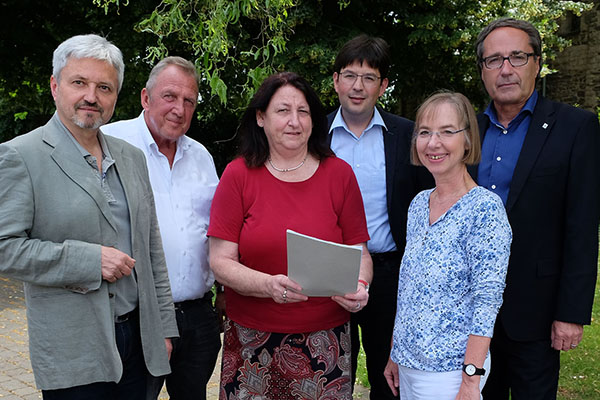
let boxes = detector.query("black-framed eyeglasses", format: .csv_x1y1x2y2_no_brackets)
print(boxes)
339,71,382,87
481,52,536,69
416,128,468,140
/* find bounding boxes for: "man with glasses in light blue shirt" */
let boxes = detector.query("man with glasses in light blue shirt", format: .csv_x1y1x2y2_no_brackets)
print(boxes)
328,35,432,399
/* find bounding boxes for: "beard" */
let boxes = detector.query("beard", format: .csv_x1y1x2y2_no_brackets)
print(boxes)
71,101,106,129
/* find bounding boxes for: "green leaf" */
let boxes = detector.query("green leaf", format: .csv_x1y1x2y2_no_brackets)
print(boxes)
210,74,228,105
13,111,28,121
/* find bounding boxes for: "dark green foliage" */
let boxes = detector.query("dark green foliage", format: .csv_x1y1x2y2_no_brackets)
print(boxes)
0,0,593,172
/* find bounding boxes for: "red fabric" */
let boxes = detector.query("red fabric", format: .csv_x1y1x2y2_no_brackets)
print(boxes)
208,156,369,333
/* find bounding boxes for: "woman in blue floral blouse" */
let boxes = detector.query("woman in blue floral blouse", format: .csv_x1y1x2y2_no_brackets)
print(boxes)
384,91,512,400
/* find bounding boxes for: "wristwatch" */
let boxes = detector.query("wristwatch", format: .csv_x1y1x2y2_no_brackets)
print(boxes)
462,363,485,376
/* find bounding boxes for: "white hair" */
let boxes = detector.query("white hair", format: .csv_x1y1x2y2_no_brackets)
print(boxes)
52,34,124,92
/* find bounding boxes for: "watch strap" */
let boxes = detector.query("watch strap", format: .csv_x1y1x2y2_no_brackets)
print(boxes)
462,363,485,376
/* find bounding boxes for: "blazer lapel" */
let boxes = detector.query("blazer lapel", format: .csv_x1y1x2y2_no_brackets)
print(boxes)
380,111,399,211
506,97,555,212
44,117,118,233
327,111,335,146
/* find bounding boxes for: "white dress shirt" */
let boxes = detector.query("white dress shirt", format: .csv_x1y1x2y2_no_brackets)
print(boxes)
102,112,219,302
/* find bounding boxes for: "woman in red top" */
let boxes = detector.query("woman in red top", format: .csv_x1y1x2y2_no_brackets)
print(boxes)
208,72,372,399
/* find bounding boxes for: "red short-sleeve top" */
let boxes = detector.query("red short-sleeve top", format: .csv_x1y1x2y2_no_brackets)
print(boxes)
208,156,369,333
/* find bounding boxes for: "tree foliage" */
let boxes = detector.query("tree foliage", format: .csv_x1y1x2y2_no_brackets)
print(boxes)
0,0,159,142
92,0,592,119
0,0,594,169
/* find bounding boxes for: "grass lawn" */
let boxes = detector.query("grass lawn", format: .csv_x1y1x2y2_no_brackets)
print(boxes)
558,265,600,399
356,341,369,388
356,267,600,398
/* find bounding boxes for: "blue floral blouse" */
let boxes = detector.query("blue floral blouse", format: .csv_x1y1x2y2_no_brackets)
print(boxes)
390,186,512,372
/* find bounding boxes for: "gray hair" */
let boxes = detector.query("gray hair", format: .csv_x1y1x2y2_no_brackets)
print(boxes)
475,18,542,69
52,34,124,92
145,56,199,95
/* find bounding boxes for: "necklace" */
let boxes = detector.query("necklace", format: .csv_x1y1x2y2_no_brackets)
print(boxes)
268,155,308,172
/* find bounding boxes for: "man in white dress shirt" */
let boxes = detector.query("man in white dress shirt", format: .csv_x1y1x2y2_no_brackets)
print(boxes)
102,56,221,400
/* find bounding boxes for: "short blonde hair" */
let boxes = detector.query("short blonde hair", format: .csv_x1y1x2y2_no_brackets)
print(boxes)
411,91,481,166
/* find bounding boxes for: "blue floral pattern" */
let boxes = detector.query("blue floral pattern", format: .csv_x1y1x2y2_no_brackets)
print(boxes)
391,186,512,372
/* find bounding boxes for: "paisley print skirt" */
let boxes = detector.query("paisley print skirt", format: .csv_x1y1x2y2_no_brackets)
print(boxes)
219,319,352,400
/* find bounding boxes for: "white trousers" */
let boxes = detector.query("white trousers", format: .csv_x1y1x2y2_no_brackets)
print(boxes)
398,355,491,400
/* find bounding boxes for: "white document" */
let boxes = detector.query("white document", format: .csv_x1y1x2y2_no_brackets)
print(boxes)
286,229,362,297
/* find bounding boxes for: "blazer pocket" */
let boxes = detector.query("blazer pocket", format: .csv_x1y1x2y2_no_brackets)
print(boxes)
29,285,80,298
537,259,560,277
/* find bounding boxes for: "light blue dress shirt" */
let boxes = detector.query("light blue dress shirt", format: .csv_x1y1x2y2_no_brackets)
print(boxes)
391,187,511,372
329,107,395,253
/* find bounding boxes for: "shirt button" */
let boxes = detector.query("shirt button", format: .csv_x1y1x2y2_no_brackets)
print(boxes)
503,130,507,134
491,184,497,190
356,164,360,167
108,293,114,298
496,156,502,161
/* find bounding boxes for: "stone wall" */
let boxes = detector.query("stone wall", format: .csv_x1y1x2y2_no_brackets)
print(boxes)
546,1,600,112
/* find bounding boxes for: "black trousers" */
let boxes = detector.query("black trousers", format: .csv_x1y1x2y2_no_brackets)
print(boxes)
482,318,560,400
351,251,401,400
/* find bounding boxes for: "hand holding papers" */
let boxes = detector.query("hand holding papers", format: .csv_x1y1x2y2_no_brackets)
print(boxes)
286,229,362,296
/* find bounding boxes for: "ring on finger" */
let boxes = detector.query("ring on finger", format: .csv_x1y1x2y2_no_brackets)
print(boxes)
570,344,577,348
282,289,287,300
355,302,361,310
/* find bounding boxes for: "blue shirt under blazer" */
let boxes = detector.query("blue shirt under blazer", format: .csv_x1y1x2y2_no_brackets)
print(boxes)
327,107,433,254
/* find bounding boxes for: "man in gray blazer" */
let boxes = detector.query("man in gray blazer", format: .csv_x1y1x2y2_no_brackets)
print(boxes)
0,34,178,399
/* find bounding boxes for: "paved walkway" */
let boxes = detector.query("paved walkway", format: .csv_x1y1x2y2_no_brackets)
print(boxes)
0,277,369,399
0,277,38,399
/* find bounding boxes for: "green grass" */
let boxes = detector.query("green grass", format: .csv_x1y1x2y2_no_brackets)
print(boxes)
356,265,600,398
355,339,369,388
558,265,600,399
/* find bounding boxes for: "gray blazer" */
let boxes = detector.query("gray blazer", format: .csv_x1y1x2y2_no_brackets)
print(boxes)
0,114,178,390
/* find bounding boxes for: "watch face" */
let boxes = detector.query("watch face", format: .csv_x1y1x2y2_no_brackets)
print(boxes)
465,364,476,375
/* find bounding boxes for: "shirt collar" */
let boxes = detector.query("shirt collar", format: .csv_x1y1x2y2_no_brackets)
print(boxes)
329,107,387,136
138,111,191,156
484,90,538,127
57,114,113,161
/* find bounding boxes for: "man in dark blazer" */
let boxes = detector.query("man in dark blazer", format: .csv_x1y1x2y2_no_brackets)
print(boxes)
328,34,432,399
471,18,599,400
0,34,178,398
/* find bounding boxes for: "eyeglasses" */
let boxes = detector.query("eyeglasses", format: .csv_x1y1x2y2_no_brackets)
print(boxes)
481,52,536,69
416,128,467,140
339,71,382,88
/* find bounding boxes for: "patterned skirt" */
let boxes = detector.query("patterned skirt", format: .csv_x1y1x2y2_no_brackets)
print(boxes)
219,319,352,400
